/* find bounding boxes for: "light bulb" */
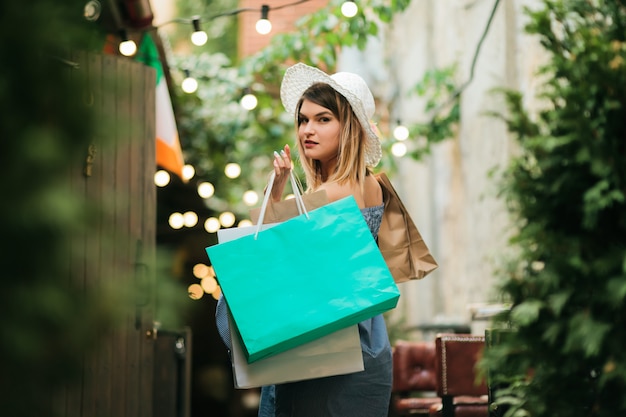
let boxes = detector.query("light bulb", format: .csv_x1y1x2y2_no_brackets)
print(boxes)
341,1,358,18
201,277,218,293
393,124,410,141
154,170,170,187
188,283,204,300
119,39,137,56
197,182,215,198
191,30,208,46
219,212,236,228
182,76,198,94
168,212,184,229
193,263,210,279
224,163,241,178
243,190,259,206
84,0,101,21
204,217,220,233
391,142,408,157
183,211,198,227
256,19,272,34
240,93,258,110
182,164,195,180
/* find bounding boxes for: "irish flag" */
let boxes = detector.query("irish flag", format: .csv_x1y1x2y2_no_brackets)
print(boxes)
135,34,185,179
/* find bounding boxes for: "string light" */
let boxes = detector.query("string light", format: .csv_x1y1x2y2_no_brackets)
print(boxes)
182,164,196,180
391,142,408,157
84,0,102,21
219,212,236,227
193,263,211,278
181,69,198,93
340,1,358,18
238,219,253,227
197,182,215,198
240,88,258,110
169,212,185,229
154,170,171,187
190,16,208,46
204,217,220,233
393,121,410,141
255,5,272,35
224,163,241,178
188,283,204,299
183,211,199,227
118,30,137,56
243,190,259,206
117,0,313,57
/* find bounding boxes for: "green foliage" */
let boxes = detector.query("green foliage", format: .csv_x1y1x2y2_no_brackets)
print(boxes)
174,0,459,218
406,65,461,161
484,1,626,416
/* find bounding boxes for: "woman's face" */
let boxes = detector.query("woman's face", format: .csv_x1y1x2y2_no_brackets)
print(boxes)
297,99,341,166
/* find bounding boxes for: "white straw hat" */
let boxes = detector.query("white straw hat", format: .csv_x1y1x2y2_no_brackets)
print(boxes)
280,63,382,167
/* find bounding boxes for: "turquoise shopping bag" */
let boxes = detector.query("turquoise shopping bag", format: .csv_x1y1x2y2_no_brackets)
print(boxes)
207,196,400,363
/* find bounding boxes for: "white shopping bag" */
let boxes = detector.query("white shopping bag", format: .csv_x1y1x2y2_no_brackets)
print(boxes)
229,319,364,388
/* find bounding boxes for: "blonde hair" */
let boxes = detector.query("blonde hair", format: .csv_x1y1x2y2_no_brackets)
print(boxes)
294,82,369,192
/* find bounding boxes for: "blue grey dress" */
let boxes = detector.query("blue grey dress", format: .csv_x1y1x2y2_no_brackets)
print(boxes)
215,204,392,417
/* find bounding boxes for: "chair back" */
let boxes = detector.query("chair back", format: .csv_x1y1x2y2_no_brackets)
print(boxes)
393,340,437,392
435,334,488,397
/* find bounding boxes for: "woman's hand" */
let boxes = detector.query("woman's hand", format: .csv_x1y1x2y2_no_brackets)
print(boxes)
271,144,291,202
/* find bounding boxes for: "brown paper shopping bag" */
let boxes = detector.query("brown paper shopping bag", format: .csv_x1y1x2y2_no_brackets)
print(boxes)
250,190,328,223
376,173,438,283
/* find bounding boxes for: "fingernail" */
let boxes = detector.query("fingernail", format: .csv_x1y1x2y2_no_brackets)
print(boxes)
280,150,286,156
274,151,280,158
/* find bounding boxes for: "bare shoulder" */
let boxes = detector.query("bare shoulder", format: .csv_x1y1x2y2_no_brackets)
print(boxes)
317,181,353,204
317,176,382,208
363,174,383,207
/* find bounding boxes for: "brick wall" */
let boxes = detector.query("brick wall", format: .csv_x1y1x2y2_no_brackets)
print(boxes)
238,0,329,57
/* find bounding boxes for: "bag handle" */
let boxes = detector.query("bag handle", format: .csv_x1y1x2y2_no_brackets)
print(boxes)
255,170,308,239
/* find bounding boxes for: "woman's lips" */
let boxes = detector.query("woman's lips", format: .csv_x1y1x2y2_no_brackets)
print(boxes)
303,140,318,149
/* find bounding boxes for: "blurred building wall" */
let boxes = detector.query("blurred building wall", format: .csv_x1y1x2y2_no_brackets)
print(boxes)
340,0,549,336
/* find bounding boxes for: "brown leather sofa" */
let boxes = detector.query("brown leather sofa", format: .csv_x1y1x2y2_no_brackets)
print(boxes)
391,340,441,415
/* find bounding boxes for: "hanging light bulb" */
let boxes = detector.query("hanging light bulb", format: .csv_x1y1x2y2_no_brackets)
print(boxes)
118,30,137,56
190,17,208,46
393,121,410,141
224,163,241,179
204,217,221,233
154,170,170,187
240,88,258,110
238,219,253,228
181,69,198,94
219,212,236,228
256,5,272,35
182,164,195,180
340,1,358,18
183,211,199,227
168,212,185,229
197,182,215,198
391,142,408,157
84,0,102,21
243,190,259,206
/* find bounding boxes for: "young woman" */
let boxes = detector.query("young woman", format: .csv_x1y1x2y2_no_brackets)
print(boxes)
216,63,391,417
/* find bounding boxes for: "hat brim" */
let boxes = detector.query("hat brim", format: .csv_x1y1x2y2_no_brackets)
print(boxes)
280,63,382,167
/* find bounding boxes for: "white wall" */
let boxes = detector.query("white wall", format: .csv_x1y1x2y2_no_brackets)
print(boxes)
342,0,549,338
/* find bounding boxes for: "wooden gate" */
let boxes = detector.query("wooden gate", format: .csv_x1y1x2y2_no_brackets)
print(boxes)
56,52,157,417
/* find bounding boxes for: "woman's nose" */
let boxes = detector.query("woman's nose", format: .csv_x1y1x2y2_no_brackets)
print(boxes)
302,121,314,134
